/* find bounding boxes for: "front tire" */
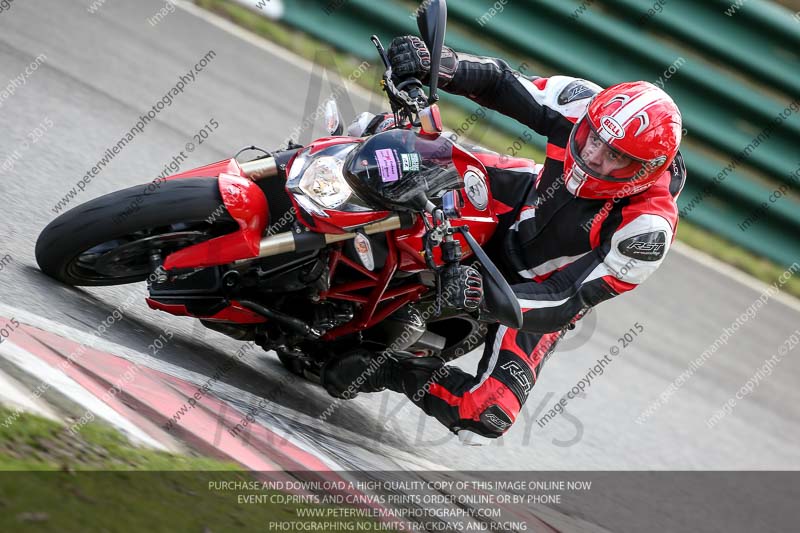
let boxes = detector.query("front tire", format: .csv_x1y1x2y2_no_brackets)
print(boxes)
36,177,237,286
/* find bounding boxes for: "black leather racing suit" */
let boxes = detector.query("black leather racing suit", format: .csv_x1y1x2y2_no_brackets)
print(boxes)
373,52,686,439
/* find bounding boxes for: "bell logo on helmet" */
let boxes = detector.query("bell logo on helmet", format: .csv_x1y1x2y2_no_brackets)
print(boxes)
600,116,624,139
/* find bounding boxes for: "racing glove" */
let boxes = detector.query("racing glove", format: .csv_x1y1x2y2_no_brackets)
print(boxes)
388,35,459,86
441,264,483,312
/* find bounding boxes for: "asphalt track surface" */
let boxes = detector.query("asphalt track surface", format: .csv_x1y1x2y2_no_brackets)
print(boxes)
0,0,799,529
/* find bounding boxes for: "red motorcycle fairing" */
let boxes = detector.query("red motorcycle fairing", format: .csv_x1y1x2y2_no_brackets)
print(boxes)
166,158,244,180
394,142,498,271
146,134,519,335
145,298,267,324
319,237,427,340
307,136,363,154
142,158,269,323
160,162,269,270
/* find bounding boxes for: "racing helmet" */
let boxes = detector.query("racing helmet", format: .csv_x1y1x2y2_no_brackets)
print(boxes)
564,81,682,199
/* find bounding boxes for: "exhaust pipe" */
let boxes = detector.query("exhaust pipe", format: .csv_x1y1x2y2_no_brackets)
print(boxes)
233,213,416,263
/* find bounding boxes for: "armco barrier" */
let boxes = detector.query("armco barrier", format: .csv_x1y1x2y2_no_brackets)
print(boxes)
603,0,800,98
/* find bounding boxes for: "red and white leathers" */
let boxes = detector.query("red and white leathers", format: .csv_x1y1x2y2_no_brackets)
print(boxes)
399,53,687,441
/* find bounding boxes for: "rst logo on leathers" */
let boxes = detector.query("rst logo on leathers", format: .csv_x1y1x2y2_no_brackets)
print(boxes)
557,79,598,105
479,405,513,432
618,230,667,261
500,361,532,393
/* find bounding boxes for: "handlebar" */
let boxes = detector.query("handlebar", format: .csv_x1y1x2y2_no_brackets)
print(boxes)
371,35,430,127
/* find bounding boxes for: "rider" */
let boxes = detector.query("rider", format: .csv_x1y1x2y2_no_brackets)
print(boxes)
321,36,686,444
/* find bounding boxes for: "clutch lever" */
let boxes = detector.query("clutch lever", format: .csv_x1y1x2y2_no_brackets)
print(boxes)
371,36,426,124
371,35,391,70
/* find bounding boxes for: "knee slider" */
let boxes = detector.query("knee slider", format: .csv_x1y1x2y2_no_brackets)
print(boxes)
457,404,515,439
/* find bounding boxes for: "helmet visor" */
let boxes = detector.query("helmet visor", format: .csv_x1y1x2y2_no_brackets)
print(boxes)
569,116,650,183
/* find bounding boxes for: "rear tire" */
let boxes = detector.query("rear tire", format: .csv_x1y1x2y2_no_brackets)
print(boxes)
36,178,236,286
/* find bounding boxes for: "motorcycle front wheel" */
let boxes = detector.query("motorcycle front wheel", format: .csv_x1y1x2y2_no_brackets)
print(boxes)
36,177,237,286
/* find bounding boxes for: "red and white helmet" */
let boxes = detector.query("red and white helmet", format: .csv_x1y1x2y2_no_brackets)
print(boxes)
564,81,682,200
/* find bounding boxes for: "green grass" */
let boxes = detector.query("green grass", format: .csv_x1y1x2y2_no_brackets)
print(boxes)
0,408,390,532
192,0,800,300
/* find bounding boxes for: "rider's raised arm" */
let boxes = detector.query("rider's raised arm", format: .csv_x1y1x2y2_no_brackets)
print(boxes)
444,53,601,140
387,36,600,140
510,212,675,333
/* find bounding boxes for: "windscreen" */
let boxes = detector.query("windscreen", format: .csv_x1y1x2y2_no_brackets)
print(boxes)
343,129,463,211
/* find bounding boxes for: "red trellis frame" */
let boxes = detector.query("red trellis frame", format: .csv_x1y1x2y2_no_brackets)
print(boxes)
320,232,426,340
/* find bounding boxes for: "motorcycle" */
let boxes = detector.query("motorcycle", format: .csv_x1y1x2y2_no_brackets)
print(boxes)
35,0,523,381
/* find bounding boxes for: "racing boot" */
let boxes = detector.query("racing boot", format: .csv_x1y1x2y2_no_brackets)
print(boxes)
320,349,445,400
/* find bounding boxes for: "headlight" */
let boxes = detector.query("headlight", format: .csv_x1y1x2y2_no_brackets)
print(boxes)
287,144,371,216
298,156,352,209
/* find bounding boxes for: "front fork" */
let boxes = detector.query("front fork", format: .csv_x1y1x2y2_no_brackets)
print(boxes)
422,205,463,317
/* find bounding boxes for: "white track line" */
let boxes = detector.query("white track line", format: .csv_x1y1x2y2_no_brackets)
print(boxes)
0,340,167,450
0,367,60,421
176,0,800,313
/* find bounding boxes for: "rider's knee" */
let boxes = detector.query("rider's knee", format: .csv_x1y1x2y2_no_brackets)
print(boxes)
454,385,521,440
453,406,516,446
